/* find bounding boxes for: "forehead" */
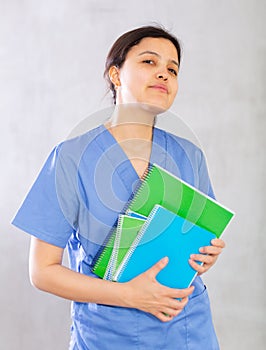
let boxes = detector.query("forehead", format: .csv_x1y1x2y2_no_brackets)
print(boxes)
127,37,178,61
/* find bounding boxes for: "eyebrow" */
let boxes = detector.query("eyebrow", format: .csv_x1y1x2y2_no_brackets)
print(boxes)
138,50,179,68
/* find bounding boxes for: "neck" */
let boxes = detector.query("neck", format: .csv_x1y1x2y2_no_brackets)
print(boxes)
105,103,156,141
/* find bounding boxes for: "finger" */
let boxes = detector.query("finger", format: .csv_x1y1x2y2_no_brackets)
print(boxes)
166,296,189,311
162,307,183,318
159,302,187,321
190,254,216,265
199,246,223,255
189,259,206,274
162,297,190,317
211,238,226,248
169,286,194,299
156,311,175,323
146,257,169,279
199,238,225,254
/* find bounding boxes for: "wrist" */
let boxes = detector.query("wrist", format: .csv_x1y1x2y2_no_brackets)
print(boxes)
117,281,135,309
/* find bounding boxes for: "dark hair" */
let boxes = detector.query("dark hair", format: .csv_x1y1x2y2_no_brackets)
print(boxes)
104,25,182,104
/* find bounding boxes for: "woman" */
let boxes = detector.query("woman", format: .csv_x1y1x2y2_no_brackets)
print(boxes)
12,25,225,349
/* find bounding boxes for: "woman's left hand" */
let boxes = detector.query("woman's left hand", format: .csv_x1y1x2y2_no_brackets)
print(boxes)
189,238,225,275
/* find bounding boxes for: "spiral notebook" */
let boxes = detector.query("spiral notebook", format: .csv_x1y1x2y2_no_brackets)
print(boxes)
113,205,217,288
125,163,234,238
91,227,117,279
92,213,146,279
91,163,235,279
106,215,146,280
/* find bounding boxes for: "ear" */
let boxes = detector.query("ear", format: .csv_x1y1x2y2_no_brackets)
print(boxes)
109,66,121,88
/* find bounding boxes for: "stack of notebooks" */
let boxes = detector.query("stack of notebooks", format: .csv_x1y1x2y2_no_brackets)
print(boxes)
91,163,235,289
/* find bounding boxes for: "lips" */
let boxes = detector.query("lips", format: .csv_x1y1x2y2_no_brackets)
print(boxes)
150,84,168,93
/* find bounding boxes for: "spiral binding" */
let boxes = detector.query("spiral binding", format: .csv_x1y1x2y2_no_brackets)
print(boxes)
123,163,155,215
104,215,124,280
113,204,161,281
91,220,118,276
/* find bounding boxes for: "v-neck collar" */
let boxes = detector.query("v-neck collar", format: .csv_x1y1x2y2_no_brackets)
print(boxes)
94,124,168,193
102,124,155,179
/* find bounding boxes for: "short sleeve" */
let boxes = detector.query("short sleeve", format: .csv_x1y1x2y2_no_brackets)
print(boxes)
12,145,75,248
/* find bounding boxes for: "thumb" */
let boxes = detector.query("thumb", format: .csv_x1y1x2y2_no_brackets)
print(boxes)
146,257,169,279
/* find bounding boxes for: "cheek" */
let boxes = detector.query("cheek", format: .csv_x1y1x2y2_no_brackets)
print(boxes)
172,81,179,98
121,71,142,92
127,77,148,100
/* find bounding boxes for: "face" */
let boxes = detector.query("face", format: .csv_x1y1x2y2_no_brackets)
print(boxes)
111,37,179,113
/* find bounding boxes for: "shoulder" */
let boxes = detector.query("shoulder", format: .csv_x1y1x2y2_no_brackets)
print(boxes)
154,127,204,161
54,124,106,163
58,124,104,151
154,128,214,196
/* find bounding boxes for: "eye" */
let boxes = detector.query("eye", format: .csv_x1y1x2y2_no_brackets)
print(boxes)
168,68,178,76
142,59,155,65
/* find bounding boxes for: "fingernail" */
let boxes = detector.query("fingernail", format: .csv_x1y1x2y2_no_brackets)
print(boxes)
162,256,168,263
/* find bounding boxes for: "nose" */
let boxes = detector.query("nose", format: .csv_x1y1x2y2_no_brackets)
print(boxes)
157,72,168,81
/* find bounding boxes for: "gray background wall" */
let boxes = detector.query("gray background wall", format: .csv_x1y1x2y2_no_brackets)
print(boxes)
1,0,265,349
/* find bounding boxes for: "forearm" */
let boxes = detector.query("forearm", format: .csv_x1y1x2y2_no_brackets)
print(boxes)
29,237,129,307
31,262,129,306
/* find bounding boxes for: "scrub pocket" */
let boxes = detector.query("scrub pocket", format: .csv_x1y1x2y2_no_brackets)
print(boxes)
184,286,220,350
70,302,140,350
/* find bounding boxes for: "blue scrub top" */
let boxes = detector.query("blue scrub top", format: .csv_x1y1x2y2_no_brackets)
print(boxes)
12,124,220,350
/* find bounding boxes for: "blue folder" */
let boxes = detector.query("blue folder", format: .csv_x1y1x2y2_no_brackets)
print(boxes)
113,205,216,289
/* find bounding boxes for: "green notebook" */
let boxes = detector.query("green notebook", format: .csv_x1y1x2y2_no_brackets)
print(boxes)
92,229,117,279
108,215,146,280
91,214,145,279
126,163,234,238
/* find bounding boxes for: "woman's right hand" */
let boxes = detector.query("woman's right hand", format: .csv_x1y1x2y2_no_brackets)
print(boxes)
123,257,194,322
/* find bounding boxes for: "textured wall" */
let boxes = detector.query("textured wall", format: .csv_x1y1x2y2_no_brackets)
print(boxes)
1,0,265,349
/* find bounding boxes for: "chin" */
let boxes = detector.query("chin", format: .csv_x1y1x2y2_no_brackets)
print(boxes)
140,101,169,115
